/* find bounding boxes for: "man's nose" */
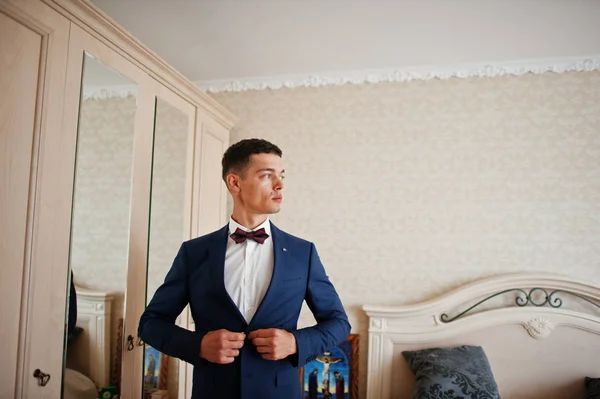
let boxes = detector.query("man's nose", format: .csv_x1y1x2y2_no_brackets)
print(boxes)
274,177,284,190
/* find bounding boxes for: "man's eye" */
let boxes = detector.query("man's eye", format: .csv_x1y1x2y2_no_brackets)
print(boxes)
263,174,271,179
280,175,286,180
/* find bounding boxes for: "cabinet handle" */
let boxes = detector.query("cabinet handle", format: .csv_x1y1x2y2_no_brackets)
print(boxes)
127,335,135,351
33,369,51,386
127,334,144,350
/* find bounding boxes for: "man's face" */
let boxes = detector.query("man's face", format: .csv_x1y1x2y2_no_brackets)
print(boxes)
233,153,285,216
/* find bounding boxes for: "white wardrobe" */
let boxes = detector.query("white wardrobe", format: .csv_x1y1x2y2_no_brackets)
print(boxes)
0,0,235,397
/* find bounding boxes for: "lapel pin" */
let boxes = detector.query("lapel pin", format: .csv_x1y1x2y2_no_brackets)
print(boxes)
282,248,287,252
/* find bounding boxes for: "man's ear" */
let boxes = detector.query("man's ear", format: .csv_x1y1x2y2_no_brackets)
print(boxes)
226,173,241,193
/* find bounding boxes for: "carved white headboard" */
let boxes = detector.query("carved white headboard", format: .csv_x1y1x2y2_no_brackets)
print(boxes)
66,286,113,389
363,273,600,399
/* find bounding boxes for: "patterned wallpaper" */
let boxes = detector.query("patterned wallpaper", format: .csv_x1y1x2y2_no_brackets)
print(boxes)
70,95,188,398
211,71,600,398
71,96,135,294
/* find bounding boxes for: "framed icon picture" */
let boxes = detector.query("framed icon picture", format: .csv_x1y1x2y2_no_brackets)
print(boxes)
299,334,359,399
143,345,168,397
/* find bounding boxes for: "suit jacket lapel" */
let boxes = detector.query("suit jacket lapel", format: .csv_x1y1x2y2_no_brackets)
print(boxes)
208,225,247,326
250,222,288,325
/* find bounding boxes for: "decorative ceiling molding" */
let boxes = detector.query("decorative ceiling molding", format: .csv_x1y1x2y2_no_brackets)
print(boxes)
196,55,600,93
82,85,138,100
48,0,237,129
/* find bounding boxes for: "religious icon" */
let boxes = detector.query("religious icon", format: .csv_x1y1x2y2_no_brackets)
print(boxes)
299,334,359,399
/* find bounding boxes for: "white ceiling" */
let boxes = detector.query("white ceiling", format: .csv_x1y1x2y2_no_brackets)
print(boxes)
89,0,600,88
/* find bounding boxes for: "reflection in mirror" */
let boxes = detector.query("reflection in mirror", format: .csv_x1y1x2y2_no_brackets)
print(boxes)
143,97,191,398
63,52,137,399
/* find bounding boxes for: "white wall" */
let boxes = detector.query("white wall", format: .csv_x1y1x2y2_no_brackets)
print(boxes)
212,70,600,398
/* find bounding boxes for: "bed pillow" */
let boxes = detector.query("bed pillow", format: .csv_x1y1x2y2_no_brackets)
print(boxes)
583,377,600,399
402,345,501,399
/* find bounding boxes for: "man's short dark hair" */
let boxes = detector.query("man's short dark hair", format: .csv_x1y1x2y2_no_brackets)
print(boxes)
221,138,282,181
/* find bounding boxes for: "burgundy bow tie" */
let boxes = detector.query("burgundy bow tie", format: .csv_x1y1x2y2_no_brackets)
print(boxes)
230,227,269,244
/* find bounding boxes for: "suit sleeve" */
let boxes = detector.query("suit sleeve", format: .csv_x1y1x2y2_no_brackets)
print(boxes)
290,243,351,367
138,242,206,365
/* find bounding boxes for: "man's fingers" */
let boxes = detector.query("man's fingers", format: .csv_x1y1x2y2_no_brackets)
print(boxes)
255,345,271,354
248,328,276,339
223,349,240,357
246,328,292,362
251,337,271,347
261,353,278,361
218,355,235,364
201,330,247,365
223,339,245,349
221,331,246,341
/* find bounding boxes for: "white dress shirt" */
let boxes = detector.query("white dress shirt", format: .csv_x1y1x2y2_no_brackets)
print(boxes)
224,218,274,323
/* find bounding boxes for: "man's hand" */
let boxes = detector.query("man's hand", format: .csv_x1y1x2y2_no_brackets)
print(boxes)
248,328,297,361
200,329,245,364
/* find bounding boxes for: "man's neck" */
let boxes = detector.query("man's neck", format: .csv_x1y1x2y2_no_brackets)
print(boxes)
230,213,268,230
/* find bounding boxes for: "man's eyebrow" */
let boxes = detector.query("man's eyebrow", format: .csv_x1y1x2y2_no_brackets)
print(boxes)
255,168,285,174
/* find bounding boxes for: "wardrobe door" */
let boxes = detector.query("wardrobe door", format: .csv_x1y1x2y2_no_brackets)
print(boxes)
64,52,140,399
60,24,155,399
141,88,195,399
195,109,231,237
0,0,70,397
179,109,231,397
140,85,232,399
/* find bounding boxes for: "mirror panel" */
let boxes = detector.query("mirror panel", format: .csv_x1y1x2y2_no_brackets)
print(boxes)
142,97,192,398
63,52,138,398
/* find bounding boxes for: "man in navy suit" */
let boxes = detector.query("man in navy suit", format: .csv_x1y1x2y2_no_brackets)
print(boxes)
139,138,351,398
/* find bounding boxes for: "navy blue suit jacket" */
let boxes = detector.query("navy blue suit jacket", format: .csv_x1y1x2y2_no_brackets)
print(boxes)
138,222,351,399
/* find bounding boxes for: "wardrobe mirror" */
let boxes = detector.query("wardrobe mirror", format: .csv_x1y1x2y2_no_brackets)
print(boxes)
141,96,192,398
63,51,138,398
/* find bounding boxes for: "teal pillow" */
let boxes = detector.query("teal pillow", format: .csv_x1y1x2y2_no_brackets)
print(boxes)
402,345,501,399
